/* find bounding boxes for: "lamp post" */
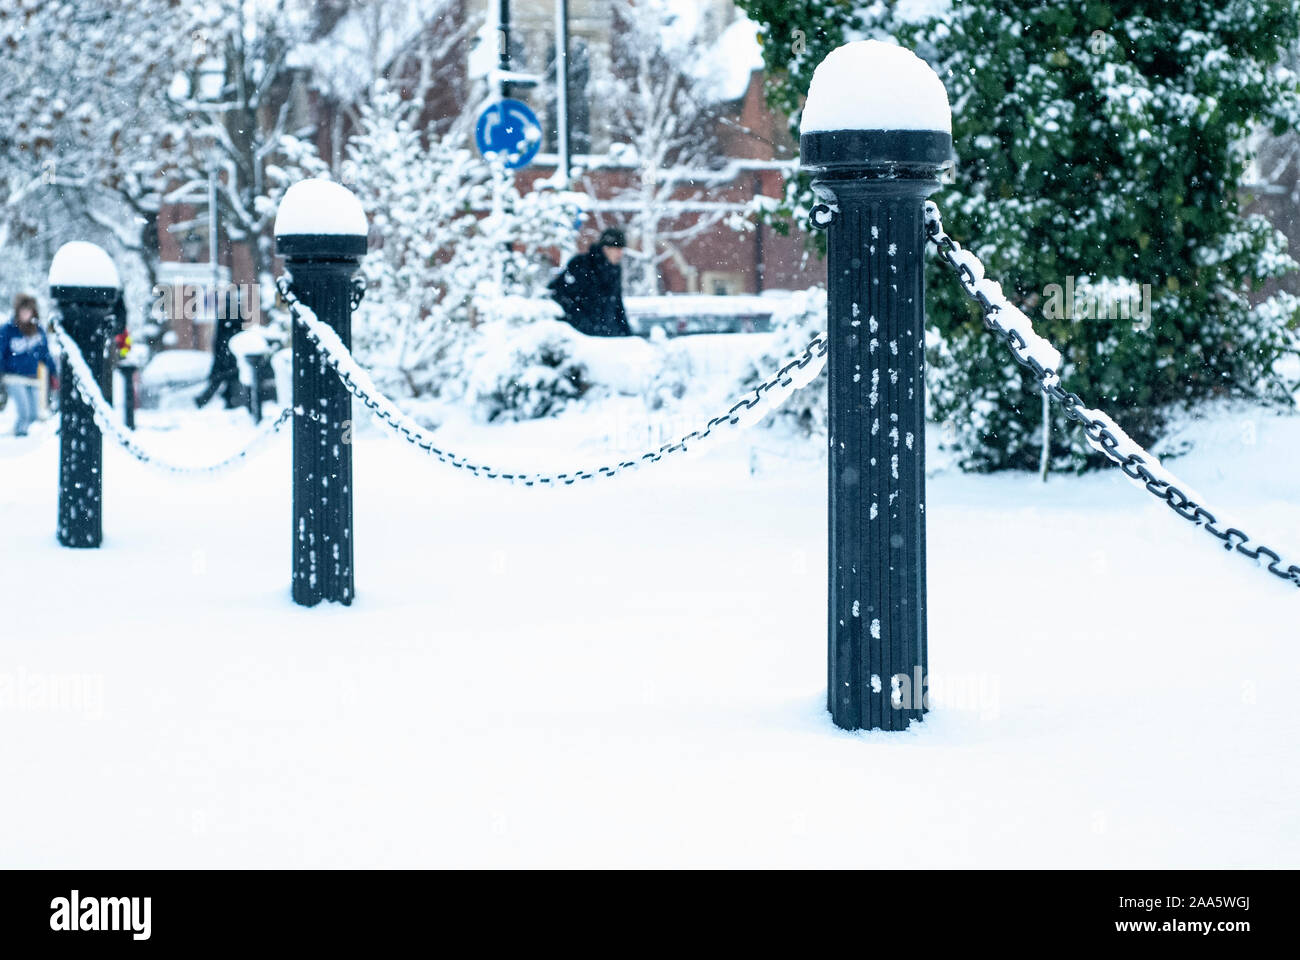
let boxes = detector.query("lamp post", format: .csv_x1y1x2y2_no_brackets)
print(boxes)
498,0,512,100
799,41,952,731
207,151,221,325
554,0,571,187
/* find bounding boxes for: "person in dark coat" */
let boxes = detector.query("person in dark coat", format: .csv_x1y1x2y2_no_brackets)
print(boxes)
548,227,633,337
195,292,244,409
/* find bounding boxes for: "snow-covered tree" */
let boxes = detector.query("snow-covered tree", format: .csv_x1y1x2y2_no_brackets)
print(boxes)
583,0,728,296
0,0,190,302
0,0,330,315
343,83,582,401
291,0,480,174
168,0,330,295
741,0,1300,470
906,0,1300,471
343,82,479,398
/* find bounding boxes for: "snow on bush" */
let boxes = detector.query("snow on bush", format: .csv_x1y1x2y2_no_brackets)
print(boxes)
466,299,591,422
139,349,212,409
343,82,583,403
737,287,828,436
466,297,666,422
742,0,1300,471
141,350,211,389
643,328,694,412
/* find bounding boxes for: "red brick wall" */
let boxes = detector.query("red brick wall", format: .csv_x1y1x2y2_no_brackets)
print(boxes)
157,35,826,310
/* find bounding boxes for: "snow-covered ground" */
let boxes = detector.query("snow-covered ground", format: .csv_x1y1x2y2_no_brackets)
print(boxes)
1,391,1298,868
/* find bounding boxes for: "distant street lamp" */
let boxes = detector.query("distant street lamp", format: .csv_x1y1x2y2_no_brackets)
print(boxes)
497,0,512,99
207,148,221,325
197,55,226,328
555,0,571,187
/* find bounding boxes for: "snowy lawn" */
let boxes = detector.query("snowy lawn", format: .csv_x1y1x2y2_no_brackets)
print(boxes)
1,398,1298,868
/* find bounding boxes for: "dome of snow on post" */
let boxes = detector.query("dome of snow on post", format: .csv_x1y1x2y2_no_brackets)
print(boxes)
274,179,369,260
48,241,122,304
799,40,953,175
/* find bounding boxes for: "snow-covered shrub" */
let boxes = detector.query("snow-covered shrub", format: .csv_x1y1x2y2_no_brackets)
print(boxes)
642,328,693,412
742,0,1300,470
739,287,828,436
466,300,592,422
344,82,584,402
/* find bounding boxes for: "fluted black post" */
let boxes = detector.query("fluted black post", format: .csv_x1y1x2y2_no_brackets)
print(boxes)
51,282,116,549
802,129,950,731
277,233,365,607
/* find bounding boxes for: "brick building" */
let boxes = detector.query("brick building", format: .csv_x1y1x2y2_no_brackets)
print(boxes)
154,0,819,348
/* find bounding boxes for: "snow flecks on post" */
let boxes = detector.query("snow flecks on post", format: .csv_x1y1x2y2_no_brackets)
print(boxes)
801,40,951,731
49,242,121,549
275,179,368,607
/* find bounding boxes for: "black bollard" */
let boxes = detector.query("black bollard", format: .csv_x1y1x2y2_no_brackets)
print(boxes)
801,65,951,731
275,186,367,607
245,351,269,424
49,245,120,549
117,362,138,430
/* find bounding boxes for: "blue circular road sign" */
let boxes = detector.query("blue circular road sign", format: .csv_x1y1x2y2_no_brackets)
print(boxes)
475,98,543,170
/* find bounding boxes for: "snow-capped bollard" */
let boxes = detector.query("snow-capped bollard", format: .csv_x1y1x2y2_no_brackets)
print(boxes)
275,180,369,607
230,326,272,425
800,41,952,731
49,242,121,549
245,352,271,425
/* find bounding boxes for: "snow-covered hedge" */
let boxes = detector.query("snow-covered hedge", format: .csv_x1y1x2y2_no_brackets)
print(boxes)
466,300,591,422
737,287,828,435
345,83,583,403
138,349,212,409
466,297,666,422
141,349,210,389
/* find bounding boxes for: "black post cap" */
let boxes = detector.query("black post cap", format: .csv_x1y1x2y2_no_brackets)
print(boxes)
49,285,122,306
800,129,953,176
275,233,368,261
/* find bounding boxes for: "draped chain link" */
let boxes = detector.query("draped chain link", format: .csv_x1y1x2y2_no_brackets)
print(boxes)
277,275,828,486
925,201,1300,589
349,276,367,312
49,314,292,475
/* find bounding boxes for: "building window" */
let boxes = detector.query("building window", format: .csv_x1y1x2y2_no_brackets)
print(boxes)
701,271,746,296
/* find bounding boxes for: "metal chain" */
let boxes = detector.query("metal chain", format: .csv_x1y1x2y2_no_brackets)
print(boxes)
350,276,367,312
276,275,828,486
810,203,838,229
924,201,1300,589
49,315,293,476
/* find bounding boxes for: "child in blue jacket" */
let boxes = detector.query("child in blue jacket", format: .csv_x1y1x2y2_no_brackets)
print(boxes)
1,293,58,437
